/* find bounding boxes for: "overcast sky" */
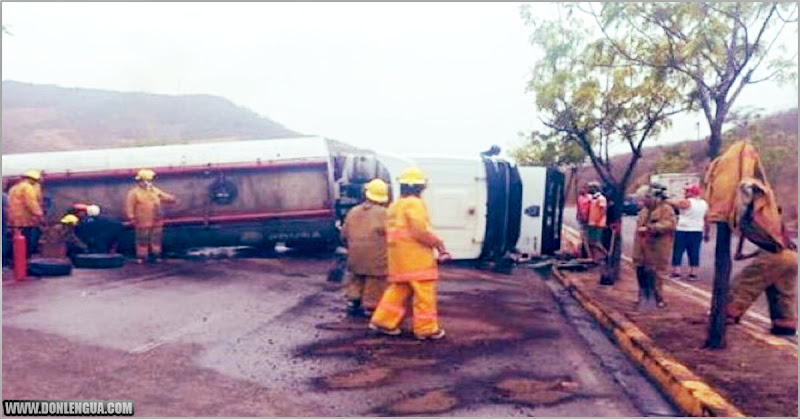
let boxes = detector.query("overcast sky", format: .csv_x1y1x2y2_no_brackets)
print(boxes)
2,2,797,159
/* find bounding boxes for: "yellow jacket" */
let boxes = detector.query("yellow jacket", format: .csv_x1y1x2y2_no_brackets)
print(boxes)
39,224,88,258
125,185,176,228
7,180,43,227
386,196,443,282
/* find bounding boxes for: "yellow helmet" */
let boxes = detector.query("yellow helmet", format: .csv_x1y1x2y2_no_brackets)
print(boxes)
397,166,427,186
24,170,42,181
135,168,155,181
60,214,80,225
364,178,389,203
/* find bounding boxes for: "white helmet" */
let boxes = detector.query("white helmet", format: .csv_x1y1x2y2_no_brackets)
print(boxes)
86,204,101,217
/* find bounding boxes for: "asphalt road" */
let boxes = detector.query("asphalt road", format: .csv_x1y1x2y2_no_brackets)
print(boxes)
2,254,676,417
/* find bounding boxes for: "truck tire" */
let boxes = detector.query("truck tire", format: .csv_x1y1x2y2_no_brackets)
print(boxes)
28,257,73,277
72,253,125,269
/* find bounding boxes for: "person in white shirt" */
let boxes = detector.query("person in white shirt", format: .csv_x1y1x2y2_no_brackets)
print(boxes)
669,184,709,281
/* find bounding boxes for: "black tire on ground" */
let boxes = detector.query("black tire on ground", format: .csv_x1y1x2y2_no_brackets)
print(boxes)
72,253,125,269
28,257,73,276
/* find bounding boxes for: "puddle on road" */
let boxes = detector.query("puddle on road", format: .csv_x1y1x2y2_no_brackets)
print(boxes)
298,287,578,415
383,389,459,415
321,367,392,390
494,376,580,406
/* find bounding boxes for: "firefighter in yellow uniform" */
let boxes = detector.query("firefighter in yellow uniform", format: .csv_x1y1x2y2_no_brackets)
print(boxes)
340,178,390,317
369,167,451,340
125,169,177,263
38,214,89,259
632,183,676,308
7,170,45,257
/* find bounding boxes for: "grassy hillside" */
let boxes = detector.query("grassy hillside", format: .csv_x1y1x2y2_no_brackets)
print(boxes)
576,109,798,225
1,81,299,154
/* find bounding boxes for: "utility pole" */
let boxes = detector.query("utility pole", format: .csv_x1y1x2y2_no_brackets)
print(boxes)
696,122,700,141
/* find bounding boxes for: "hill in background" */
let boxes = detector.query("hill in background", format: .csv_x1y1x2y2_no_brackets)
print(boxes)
1,80,300,154
576,108,798,225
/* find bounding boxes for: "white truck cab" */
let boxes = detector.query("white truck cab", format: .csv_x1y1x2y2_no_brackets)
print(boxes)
353,151,566,264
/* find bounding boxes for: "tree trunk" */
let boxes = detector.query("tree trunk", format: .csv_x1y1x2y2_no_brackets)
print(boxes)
705,222,732,349
706,117,731,348
600,184,625,285
707,120,724,159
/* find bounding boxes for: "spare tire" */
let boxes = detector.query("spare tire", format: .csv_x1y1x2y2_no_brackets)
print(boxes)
72,253,125,269
28,257,73,277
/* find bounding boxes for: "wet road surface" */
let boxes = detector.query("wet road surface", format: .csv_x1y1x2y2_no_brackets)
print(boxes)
2,255,676,416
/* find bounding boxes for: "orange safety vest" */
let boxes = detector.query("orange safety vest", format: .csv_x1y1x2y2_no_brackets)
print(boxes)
7,180,43,227
386,196,443,282
588,193,607,228
125,185,176,228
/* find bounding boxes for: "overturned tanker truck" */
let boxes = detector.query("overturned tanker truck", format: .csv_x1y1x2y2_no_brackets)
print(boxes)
1,136,564,263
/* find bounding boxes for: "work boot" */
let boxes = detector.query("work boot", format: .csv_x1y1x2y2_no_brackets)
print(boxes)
368,323,401,336
416,328,446,340
347,299,366,317
770,325,797,336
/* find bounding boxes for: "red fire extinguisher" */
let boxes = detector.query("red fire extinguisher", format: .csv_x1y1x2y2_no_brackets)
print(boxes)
13,228,27,281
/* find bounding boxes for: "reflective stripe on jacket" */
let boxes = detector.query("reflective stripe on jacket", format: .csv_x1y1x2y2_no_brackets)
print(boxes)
386,196,443,282
341,202,387,276
125,185,176,228
7,180,43,227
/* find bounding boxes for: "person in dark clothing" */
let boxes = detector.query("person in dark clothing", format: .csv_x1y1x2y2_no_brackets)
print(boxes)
69,204,125,253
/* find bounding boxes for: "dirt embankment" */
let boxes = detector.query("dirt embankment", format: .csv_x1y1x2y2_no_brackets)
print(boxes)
563,264,798,417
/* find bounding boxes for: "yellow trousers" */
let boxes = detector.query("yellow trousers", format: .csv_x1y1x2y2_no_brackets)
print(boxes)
346,274,387,310
370,280,439,336
135,226,163,259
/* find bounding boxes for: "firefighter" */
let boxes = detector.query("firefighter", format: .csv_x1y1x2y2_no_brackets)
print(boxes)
726,179,798,335
632,183,677,308
340,178,390,317
7,170,45,257
125,169,177,263
38,214,89,259
72,204,124,253
368,167,451,340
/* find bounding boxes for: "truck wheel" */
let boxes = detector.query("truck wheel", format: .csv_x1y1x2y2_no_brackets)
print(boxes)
28,257,73,277
72,253,125,269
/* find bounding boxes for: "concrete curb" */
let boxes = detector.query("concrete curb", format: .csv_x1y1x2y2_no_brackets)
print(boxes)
550,267,745,417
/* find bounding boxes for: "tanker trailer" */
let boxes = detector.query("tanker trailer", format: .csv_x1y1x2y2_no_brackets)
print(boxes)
1,136,374,254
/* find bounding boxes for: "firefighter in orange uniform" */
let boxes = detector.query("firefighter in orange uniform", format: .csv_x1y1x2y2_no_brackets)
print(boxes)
125,169,177,263
368,167,451,340
7,170,45,256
